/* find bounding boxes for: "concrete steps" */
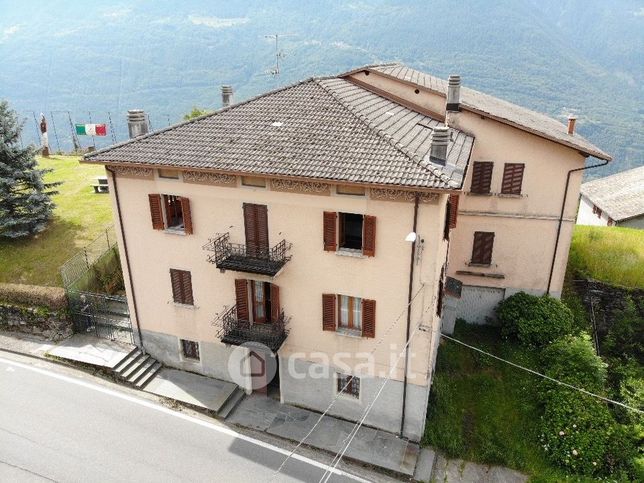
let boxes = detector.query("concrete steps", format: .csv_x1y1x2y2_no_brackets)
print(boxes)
218,387,246,418
113,348,162,389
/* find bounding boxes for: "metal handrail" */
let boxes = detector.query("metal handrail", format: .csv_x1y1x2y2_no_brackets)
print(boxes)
203,232,292,266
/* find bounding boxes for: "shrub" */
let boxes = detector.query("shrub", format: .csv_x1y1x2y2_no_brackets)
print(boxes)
0,283,67,310
603,297,643,362
538,335,639,478
496,292,574,346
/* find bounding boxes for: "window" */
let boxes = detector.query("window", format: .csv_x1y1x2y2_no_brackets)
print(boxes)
337,373,360,398
242,176,267,188
470,161,493,194
501,163,525,195
443,194,459,240
340,213,363,250
170,269,194,305
322,294,375,337
158,169,179,179
323,212,376,256
336,185,366,196
471,231,495,265
338,295,362,331
181,339,200,360
608,217,615,226
235,279,280,324
243,203,269,257
148,194,193,234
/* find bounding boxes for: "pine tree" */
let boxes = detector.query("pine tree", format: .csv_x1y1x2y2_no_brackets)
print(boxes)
0,100,60,238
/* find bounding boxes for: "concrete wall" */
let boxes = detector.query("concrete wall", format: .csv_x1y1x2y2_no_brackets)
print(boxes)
577,194,610,226
279,356,430,442
618,215,644,229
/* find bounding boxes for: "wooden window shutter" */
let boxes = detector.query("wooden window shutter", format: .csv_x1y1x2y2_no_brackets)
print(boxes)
170,269,192,304
256,205,269,253
322,294,336,331
448,194,459,229
149,194,164,230
471,232,495,265
170,269,182,303
362,215,376,257
181,271,193,305
180,197,193,234
270,284,280,322
470,161,493,194
235,279,249,320
501,163,525,195
362,299,376,338
323,212,337,252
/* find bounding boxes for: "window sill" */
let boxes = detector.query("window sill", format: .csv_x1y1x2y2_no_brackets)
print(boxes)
336,392,360,402
173,302,197,309
164,228,186,236
336,327,362,338
336,249,364,258
466,191,493,197
467,262,492,268
497,193,523,198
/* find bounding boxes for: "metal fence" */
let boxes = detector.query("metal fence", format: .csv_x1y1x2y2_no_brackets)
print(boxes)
60,226,117,289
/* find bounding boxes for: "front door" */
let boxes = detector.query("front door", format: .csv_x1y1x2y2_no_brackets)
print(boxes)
244,203,269,258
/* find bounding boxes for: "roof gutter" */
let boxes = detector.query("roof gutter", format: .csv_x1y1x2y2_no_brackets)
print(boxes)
547,158,610,294
105,166,145,351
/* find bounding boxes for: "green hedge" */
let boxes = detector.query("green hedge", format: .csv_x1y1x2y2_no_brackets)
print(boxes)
496,292,574,346
0,283,67,310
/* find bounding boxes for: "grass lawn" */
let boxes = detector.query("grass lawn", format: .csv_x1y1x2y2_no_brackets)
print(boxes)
0,155,113,286
423,321,595,482
568,225,644,288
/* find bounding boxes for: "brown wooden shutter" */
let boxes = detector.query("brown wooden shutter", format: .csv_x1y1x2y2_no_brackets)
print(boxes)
270,284,280,322
470,161,493,194
501,163,525,195
235,279,249,320
448,194,459,229
362,299,376,338
471,232,495,265
181,270,193,305
322,294,336,331
256,205,269,253
323,212,337,252
149,194,164,230
362,215,376,257
180,197,193,235
170,269,182,303
244,204,269,256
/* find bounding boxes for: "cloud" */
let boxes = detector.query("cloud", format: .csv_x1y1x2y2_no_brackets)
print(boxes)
1,24,22,42
188,15,249,29
103,8,132,19
634,7,644,17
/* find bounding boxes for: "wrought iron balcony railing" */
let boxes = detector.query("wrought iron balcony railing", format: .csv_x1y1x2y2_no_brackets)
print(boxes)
203,232,292,277
214,304,289,352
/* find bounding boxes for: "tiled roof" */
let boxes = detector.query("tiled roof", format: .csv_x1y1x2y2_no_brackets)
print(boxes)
580,165,644,221
84,78,473,190
363,64,611,161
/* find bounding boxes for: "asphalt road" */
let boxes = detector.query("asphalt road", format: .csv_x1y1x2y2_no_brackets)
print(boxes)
0,354,370,483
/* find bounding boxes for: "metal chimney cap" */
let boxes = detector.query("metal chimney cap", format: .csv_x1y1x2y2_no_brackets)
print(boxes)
448,75,461,85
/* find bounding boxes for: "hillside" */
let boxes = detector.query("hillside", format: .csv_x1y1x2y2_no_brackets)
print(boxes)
1,0,642,177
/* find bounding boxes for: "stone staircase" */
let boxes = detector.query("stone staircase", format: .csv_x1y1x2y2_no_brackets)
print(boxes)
112,348,162,389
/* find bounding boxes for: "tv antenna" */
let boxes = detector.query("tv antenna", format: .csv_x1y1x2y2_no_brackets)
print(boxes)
262,33,296,77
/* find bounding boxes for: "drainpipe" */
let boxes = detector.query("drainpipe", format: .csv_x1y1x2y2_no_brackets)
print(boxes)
401,194,419,437
106,167,145,351
546,159,609,294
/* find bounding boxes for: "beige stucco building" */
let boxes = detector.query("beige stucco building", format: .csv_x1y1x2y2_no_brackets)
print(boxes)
83,63,610,442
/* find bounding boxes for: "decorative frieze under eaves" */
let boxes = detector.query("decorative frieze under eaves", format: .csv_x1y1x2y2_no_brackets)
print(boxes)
182,171,237,186
370,188,439,203
270,179,331,195
111,166,154,179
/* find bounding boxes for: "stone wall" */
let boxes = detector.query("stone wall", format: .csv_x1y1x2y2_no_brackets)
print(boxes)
0,303,73,341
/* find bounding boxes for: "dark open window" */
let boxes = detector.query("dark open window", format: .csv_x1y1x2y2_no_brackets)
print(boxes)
181,339,200,360
471,232,495,265
149,194,192,234
236,279,280,324
339,213,363,250
337,373,360,398
164,195,184,229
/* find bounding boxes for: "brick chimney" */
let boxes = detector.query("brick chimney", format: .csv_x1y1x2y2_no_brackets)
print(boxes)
567,114,577,135
127,110,149,139
429,126,450,165
221,85,233,108
446,75,461,112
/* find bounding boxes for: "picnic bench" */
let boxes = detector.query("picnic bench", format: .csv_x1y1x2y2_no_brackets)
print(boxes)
92,176,109,193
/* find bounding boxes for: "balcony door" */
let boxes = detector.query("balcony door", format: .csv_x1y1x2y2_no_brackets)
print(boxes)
243,203,269,258
251,281,270,324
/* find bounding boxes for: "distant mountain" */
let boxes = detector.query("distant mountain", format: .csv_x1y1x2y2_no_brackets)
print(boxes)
1,0,642,178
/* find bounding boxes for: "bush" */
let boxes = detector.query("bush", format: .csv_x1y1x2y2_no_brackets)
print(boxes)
538,335,639,478
0,283,67,310
603,297,644,362
496,292,574,346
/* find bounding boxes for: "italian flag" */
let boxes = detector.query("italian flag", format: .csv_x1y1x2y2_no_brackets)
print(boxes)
76,124,107,136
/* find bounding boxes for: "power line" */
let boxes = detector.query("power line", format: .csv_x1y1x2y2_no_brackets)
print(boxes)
270,283,427,480
440,333,643,414
319,300,436,482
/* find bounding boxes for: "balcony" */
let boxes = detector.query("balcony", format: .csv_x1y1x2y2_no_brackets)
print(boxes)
203,233,292,277
214,304,289,352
